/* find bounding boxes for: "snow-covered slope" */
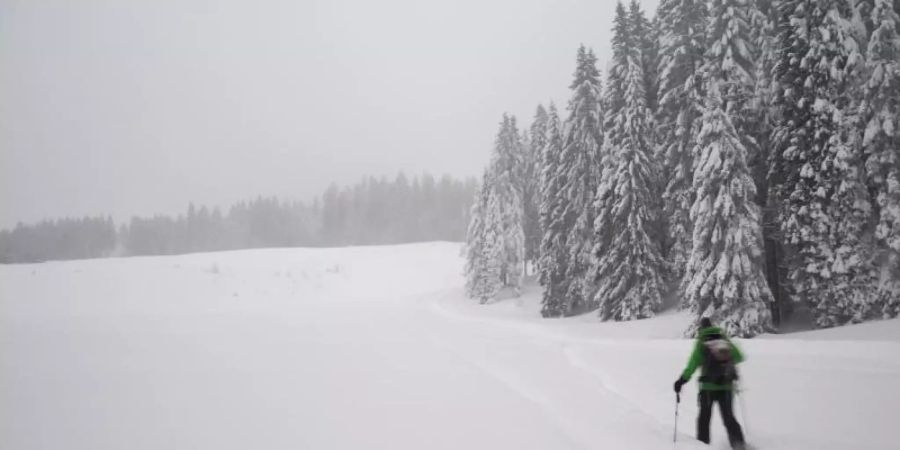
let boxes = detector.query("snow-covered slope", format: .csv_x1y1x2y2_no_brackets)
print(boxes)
2,242,898,450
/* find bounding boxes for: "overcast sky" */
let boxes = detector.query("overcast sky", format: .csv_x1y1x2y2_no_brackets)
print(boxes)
0,0,659,228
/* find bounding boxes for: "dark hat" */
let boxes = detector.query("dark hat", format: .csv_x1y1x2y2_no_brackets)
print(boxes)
699,317,713,329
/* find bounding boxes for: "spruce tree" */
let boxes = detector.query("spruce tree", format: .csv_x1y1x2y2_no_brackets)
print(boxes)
629,0,660,112
539,104,568,317
687,92,774,337
861,0,900,317
683,0,774,337
591,1,665,321
558,45,604,315
631,0,667,252
656,0,709,285
465,170,504,304
465,172,489,298
476,188,504,304
489,114,527,294
749,0,780,203
522,106,548,274
771,0,876,327
603,3,631,134
749,0,794,326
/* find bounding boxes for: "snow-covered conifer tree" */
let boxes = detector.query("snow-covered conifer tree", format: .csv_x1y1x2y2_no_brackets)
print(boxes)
656,0,709,285
603,4,631,134
465,113,527,302
489,114,527,294
861,0,900,317
748,0,780,201
522,106,548,274
464,182,486,298
538,104,568,317
558,45,604,315
771,0,876,327
591,1,665,321
465,170,502,302
477,189,504,304
631,0,666,249
477,188,504,304
629,0,660,113
747,0,793,325
686,91,774,337
684,0,774,337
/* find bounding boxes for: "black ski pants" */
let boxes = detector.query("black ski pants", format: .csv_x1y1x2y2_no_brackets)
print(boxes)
697,390,745,445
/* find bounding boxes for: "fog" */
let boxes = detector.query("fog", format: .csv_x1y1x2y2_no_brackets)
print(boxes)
0,0,658,228
3,2,899,449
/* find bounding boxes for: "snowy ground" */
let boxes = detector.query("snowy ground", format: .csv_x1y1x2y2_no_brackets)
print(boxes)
2,242,898,450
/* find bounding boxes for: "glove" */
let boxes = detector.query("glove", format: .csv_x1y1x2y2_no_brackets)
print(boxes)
673,377,687,393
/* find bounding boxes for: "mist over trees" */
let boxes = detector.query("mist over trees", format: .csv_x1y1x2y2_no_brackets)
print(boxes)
0,173,476,264
0,217,117,264
465,0,900,336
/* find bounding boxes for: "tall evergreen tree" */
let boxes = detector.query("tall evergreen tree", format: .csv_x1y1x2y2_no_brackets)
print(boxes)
861,0,900,317
630,0,660,113
656,0,709,284
558,45,604,315
465,170,503,303
631,0,667,250
748,0,795,326
683,0,774,337
591,1,665,321
489,114,527,294
739,0,780,210
522,106,547,274
771,0,876,328
477,188,504,304
465,172,489,298
538,104,568,317
603,3,631,132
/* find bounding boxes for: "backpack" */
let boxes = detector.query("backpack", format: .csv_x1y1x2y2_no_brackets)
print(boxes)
700,337,738,384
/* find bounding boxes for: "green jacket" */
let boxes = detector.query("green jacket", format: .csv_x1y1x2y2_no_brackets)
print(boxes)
681,326,744,391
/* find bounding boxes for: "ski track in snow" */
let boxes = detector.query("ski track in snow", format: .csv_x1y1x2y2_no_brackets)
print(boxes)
2,242,899,450
427,291,700,448
422,331,589,450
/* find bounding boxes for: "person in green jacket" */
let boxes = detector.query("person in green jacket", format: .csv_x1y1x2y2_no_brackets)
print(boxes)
674,317,746,448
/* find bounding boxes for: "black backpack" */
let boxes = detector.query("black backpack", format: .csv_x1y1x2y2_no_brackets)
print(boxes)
700,335,738,384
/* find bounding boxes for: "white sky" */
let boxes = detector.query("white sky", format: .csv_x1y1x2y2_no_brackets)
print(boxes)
0,0,658,228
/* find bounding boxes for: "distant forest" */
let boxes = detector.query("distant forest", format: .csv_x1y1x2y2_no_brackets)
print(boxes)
0,173,477,264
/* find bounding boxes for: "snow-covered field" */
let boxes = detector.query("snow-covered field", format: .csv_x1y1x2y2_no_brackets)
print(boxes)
2,242,898,450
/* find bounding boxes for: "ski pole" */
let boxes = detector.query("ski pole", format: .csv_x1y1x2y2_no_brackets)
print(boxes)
673,392,680,443
736,383,749,439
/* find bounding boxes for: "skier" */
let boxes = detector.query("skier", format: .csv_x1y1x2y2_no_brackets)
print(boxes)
673,317,746,449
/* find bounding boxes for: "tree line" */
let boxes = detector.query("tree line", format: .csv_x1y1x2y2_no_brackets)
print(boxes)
0,173,476,264
465,0,900,337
